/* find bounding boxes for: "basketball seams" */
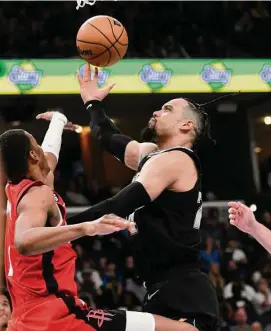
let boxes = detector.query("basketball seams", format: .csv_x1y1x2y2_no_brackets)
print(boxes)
77,39,110,62
104,47,112,67
107,18,128,47
87,22,122,59
77,39,111,47
76,34,119,63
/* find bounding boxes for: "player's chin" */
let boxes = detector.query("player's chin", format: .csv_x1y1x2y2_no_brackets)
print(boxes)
0,316,9,326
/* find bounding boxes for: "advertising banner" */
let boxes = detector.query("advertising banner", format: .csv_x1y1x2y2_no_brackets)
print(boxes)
0,59,270,95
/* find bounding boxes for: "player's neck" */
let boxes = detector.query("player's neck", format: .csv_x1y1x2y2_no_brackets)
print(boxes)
157,136,193,151
26,166,48,184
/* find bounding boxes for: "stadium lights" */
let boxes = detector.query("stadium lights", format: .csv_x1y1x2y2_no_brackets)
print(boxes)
75,125,83,134
254,147,262,153
264,116,271,125
250,204,257,212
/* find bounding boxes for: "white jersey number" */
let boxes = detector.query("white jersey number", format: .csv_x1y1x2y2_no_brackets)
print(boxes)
193,192,202,229
8,246,13,277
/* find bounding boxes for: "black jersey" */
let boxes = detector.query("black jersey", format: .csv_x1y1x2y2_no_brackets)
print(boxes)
129,146,203,285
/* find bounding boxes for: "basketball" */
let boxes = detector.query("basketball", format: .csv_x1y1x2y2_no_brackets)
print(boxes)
76,15,128,67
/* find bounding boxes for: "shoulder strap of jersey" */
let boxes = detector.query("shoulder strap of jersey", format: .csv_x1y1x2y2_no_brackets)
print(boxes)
138,146,201,173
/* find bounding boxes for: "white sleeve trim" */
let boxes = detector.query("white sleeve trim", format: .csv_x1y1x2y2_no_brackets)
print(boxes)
125,311,155,331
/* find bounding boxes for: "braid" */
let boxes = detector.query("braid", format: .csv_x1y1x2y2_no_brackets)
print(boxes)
184,92,240,144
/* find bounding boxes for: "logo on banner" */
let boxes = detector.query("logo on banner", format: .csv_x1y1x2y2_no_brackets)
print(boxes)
139,62,171,91
0,61,7,78
259,64,271,87
8,62,42,92
79,65,109,87
201,61,231,91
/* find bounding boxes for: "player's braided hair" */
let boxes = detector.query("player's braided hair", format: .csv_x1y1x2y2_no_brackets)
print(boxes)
184,92,239,145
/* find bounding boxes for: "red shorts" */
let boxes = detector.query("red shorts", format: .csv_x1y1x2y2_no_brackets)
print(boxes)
7,295,126,331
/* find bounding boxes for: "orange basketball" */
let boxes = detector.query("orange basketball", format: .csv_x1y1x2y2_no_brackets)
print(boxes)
76,15,128,67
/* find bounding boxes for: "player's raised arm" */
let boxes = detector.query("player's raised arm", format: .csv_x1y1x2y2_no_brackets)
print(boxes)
36,111,69,189
15,185,133,256
228,202,271,254
67,151,181,224
77,65,157,170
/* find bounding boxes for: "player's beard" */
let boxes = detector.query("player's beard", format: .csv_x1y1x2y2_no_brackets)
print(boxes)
140,126,157,143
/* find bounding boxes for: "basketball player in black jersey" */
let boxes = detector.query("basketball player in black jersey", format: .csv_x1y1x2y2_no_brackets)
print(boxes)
64,66,219,331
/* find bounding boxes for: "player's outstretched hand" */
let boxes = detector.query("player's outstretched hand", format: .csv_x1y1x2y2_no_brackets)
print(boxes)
77,65,115,104
36,112,79,131
228,202,257,234
83,214,135,236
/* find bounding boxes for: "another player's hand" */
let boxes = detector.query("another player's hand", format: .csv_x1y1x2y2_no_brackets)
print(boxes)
83,214,135,236
77,65,115,103
228,202,257,234
36,112,79,131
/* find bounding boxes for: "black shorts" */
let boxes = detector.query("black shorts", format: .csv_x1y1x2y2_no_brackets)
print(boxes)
142,269,219,331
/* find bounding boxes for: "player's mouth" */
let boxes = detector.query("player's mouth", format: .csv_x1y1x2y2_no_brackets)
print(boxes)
148,117,157,127
0,313,8,319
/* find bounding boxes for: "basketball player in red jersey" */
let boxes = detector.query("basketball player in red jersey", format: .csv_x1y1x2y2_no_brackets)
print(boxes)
1,113,198,331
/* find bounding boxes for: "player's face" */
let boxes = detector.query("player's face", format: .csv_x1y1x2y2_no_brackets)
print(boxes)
149,98,193,137
26,133,50,174
0,294,11,328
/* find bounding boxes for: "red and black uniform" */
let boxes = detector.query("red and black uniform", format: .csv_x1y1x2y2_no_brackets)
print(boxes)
5,179,125,331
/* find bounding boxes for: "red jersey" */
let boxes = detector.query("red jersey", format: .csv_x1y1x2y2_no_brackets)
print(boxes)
4,179,77,310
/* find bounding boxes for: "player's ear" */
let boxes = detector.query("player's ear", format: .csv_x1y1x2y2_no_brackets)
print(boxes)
29,150,39,162
180,119,193,133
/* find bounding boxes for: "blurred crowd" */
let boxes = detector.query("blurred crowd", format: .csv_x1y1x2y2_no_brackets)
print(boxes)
0,1,271,59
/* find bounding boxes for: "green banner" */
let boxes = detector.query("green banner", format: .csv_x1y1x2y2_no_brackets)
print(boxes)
1,59,271,95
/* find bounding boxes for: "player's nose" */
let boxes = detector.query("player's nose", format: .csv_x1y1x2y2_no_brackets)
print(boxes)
153,110,160,117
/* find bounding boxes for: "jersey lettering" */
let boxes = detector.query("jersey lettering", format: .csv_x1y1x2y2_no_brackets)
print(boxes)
6,200,11,217
193,192,202,229
8,246,13,277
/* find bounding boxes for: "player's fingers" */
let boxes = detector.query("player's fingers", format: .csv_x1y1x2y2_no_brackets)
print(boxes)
77,70,83,85
83,64,91,82
36,112,50,120
64,122,75,131
93,67,99,84
228,208,237,215
128,222,136,234
73,124,80,131
106,83,116,93
229,213,235,220
102,215,129,226
230,219,237,227
111,219,130,228
228,202,238,208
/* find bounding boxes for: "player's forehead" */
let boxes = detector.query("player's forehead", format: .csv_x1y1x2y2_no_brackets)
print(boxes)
162,98,189,112
0,294,9,304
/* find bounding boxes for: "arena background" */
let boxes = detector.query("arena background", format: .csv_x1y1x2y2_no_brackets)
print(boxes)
1,1,271,331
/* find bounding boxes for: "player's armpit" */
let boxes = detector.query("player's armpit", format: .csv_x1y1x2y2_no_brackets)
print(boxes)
136,151,185,201
125,141,157,171
15,185,85,256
